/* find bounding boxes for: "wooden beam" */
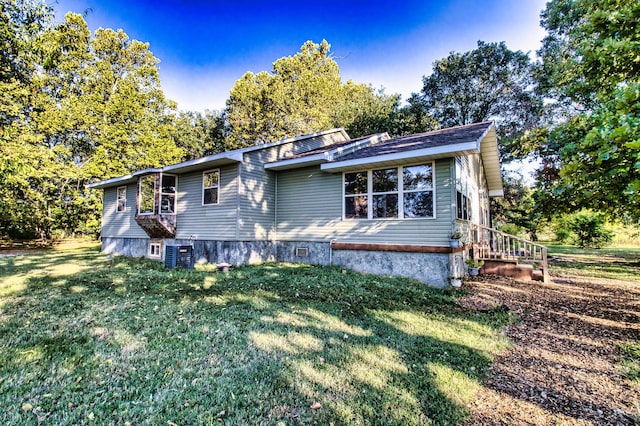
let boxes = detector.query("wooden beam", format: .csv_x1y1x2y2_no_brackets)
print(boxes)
330,241,466,254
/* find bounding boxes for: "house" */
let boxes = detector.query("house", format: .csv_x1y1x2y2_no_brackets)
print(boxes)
88,121,506,287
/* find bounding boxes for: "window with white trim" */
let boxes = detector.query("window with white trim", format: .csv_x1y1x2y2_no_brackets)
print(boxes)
139,175,155,214
343,163,435,220
203,169,220,205
344,171,368,218
149,241,161,258
116,186,126,213
160,174,176,214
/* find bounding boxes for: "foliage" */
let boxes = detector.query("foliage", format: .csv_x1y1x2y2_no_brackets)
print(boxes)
172,110,228,160
0,4,182,240
417,41,542,160
0,247,511,425
535,0,640,221
566,210,613,248
226,40,401,146
491,172,543,241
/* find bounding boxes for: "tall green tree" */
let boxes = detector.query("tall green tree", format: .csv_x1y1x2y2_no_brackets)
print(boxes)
226,40,401,146
172,110,228,160
417,41,543,159
535,0,640,221
0,6,183,240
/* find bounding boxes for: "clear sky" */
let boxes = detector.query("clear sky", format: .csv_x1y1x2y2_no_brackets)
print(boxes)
53,0,548,113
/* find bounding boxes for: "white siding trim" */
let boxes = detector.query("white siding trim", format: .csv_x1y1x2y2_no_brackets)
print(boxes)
323,141,477,172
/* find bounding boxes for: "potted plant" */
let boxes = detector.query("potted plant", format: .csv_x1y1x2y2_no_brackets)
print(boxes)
449,231,463,248
449,276,463,287
465,258,485,276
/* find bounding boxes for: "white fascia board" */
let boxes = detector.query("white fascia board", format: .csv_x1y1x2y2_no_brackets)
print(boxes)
320,141,479,172
86,168,162,189
488,189,504,197
162,151,243,173
264,153,327,170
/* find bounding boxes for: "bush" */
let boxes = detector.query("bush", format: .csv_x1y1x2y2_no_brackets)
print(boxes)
567,211,613,248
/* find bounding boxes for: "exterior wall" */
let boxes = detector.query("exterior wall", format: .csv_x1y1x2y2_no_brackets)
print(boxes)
176,239,277,266
332,249,452,287
238,132,348,241
275,158,455,246
101,236,454,286
174,164,239,240
101,185,147,238
102,237,148,257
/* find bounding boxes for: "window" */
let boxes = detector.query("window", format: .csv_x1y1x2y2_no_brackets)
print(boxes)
456,191,472,220
116,186,126,212
372,168,398,218
160,174,176,214
149,241,161,258
343,163,435,220
139,175,155,214
403,164,434,218
203,170,220,205
344,171,368,218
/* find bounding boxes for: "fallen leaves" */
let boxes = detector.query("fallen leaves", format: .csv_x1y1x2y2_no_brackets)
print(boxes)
461,274,640,425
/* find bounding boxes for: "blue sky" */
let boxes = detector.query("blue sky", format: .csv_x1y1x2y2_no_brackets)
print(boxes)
53,0,548,112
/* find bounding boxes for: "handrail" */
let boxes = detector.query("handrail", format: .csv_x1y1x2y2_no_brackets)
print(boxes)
472,224,549,283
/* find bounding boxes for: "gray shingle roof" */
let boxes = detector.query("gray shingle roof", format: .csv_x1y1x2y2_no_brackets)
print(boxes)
332,121,493,162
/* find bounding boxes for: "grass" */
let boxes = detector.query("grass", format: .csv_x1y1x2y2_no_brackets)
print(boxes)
0,246,511,425
546,243,640,283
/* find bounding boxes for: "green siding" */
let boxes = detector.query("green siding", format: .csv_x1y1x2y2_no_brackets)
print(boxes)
275,159,455,245
238,132,348,241
174,164,239,240
101,185,147,238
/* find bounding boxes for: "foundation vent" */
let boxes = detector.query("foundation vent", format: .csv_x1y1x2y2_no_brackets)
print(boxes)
295,246,309,257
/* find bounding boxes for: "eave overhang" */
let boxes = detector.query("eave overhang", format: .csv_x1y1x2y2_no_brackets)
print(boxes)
86,152,243,190
319,141,479,173
264,133,389,171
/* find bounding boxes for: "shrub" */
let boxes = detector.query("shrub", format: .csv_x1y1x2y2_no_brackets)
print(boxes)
567,211,613,248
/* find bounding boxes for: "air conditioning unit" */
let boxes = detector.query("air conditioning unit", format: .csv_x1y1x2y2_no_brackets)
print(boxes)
165,245,194,269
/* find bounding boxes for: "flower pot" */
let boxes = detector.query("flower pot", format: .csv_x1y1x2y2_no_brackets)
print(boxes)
449,239,460,248
450,278,462,287
468,267,480,276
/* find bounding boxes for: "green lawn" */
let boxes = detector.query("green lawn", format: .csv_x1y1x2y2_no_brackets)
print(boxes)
546,243,640,282
0,246,511,425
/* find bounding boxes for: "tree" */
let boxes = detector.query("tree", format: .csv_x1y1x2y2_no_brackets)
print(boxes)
335,81,401,138
172,110,228,160
535,0,640,221
417,41,542,159
491,172,543,241
226,40,342,146
0,7,183,240
226,40,401,146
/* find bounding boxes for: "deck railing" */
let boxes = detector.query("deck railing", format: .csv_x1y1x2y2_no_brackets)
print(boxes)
472,224,549,283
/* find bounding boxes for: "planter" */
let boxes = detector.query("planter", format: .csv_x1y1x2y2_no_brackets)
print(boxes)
449,239,461,248
468,267,480,276
450,277,462,287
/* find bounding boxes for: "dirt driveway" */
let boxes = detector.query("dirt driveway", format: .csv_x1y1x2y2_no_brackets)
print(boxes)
460,273,639,425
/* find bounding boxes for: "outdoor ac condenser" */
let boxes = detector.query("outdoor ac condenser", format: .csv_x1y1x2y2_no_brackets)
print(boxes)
165,245,194,269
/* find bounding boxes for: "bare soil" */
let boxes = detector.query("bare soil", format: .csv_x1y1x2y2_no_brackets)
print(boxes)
460,273,640,425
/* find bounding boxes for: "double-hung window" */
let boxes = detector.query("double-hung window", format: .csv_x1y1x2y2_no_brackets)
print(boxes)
116,186,127,212
344,163,434,220
203,169,220,205
403,164,434,218
372,168,398,218
344,171,368,219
